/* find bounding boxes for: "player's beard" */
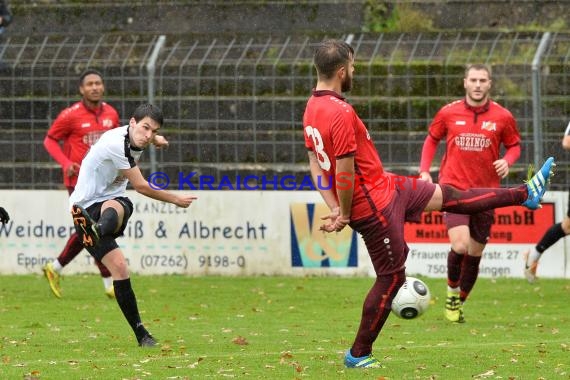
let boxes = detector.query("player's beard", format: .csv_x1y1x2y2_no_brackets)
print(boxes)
341,74,352,93
466,89,489,105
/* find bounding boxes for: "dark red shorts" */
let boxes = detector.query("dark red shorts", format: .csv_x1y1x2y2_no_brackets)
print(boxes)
444,210,494,245
349,177,436,276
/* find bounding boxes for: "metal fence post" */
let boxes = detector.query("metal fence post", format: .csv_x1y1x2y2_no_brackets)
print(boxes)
146,35,166,174
532,32,551,168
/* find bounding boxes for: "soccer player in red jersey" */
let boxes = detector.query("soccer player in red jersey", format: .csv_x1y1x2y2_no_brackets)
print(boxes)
42,69,120,299
303,39,554,368
419,64,521,323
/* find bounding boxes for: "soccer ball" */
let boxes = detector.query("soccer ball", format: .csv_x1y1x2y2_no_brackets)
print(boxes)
391,277,431,319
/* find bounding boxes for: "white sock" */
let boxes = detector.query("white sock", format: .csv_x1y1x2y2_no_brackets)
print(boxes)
447,286,459,293
528,248,541,264
52,260,63,273
102,276,113,289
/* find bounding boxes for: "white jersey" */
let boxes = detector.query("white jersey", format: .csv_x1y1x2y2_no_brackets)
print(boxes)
69,125,143,209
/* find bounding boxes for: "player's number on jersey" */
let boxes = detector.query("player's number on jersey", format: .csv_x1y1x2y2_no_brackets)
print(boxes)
305,126,331,171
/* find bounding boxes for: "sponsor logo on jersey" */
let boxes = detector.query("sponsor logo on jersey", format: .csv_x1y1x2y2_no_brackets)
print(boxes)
81,123,91,128
454,133,491,151
455,120,466,125
102,118,114,128
82,131,105,146
481,121,497,131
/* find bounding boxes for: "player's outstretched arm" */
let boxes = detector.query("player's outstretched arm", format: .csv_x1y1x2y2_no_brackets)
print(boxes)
122,166,197,208
152,134,169,149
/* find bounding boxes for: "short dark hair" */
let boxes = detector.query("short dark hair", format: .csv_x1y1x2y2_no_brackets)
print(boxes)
132,103,164,127
465,64,492,79
313,39,354,80
79,68,103,86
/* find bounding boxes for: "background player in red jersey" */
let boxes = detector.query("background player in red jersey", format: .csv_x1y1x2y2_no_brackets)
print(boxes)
303,39,552,368
42,69,120,299
418,64,521,323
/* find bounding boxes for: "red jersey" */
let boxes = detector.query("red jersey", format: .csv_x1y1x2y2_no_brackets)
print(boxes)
46,101,120,187
428,99,520,189
303,90,394,219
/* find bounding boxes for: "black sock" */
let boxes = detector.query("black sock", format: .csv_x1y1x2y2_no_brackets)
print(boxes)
536,223,566,253
114,278,148,342
98,208,119,236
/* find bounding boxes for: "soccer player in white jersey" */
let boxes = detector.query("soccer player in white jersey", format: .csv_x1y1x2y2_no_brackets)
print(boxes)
69,103,197,347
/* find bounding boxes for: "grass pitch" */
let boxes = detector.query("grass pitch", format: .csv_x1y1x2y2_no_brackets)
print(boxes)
1,274,569,379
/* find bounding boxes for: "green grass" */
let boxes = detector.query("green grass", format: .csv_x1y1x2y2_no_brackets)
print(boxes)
1,275,569,379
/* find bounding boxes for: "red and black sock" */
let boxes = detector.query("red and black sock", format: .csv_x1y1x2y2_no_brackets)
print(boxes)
95,260,112,278
459,255,481,302
447,249,464,288
56,233,84,267
350,270,406,358
440,184,527,214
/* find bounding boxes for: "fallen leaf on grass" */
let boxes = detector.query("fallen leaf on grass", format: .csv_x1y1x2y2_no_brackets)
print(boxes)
232,336,248,345
280,351,293,359
473,369,495,378
186,357,204,369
